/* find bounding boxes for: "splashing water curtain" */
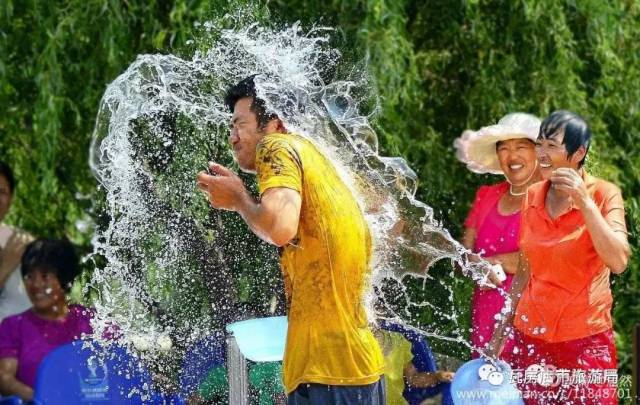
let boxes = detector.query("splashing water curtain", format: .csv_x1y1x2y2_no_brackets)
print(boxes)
88,13,499,400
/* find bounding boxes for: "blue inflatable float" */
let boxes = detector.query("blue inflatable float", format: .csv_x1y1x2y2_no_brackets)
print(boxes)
451,358,523,405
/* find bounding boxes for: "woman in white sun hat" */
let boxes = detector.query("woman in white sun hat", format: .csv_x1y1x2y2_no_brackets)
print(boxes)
454,112,541,363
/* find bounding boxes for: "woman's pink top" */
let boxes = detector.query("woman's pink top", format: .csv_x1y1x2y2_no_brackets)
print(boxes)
0,304,93,387
465,182,520,359
465,182,520,255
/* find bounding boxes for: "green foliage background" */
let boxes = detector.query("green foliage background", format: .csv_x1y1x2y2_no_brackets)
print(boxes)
1,0,637,378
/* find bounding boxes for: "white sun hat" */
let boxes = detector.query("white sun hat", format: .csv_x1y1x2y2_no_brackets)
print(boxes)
454,112,541,174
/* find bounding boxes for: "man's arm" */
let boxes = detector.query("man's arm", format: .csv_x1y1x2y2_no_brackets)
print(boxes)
197,163,301,247
235,187,301,247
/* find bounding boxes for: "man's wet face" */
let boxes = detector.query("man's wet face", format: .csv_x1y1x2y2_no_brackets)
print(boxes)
228,97,264,173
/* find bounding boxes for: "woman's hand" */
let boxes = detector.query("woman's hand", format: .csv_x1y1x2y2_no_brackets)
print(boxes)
435,370,455,383
549,168,589,206
1,231,32,266
404,363,455,387
0,231,33,288
478,263,504,290
486,252,520,274
0,358,34,400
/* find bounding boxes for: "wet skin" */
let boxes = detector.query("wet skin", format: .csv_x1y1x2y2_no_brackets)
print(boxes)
228,97,265,173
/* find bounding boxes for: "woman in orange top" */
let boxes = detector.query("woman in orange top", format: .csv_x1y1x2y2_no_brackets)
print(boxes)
488,110,630,405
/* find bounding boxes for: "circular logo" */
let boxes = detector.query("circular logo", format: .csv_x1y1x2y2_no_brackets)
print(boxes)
487,371,504,386
478,364,497,381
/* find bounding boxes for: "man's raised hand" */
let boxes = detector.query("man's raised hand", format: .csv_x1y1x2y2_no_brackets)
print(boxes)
196,162,249,211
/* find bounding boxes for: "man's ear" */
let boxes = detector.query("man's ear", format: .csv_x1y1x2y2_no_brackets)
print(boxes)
263,118,286,134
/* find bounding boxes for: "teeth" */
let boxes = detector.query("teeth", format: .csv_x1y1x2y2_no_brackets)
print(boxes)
509,164,523,170
540,163,552,168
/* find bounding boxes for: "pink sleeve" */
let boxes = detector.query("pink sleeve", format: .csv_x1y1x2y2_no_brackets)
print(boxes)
464,186,490,229
0,317,19,359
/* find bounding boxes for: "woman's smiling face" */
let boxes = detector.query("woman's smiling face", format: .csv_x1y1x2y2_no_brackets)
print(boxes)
24,267,66,312
535,130,584,179
496,138,538,185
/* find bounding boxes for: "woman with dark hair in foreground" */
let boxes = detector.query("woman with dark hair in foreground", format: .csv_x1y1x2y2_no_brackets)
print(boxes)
488,110,630,404
0,239,93,401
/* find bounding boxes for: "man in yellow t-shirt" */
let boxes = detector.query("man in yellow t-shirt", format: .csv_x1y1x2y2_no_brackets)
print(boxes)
196,76,385,403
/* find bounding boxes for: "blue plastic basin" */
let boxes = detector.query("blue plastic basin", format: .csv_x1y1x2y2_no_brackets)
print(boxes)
226,316,288,362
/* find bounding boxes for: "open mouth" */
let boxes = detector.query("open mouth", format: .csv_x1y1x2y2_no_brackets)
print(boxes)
509,164,524,170
539,162,552,169
31,288,53,300
31,294,50,303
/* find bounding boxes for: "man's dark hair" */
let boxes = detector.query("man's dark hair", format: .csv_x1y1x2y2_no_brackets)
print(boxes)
538,110,591,167
224,75,278,128
0,161,15,194
21,238,81,292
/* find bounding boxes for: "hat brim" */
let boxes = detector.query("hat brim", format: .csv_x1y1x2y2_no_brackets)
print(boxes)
455,124,537,174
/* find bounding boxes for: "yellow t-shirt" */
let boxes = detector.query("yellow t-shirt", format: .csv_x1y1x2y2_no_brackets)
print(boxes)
255,133,384,393
378,330,413,405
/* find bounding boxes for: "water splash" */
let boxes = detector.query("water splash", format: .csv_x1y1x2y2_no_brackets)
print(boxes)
87,13,494,396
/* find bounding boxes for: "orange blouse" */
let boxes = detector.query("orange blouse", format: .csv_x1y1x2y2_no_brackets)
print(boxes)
514,173,627,342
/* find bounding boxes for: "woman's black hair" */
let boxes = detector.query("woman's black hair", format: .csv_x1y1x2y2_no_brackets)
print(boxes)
495,138,535,151
0,161,15,194
21,238,81,292
538,110,591,167
224,75,278,129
